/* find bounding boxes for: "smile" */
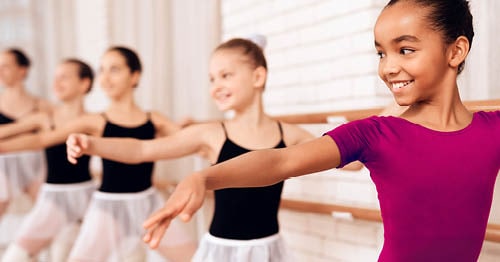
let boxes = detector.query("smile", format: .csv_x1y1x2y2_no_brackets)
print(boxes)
391,80,413,89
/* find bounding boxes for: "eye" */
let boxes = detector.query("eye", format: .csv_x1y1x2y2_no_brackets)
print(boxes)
400,48,414,55
222,72,231,79
376,51,385,59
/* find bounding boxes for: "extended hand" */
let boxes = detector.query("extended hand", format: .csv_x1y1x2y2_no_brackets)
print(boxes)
143,173,206,249
66,133,89,164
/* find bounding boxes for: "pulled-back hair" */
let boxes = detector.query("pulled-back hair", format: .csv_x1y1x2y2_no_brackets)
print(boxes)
215,38,267,70
6,48,30,68
63,58,94,93
107,46,142,73
386,0,474,74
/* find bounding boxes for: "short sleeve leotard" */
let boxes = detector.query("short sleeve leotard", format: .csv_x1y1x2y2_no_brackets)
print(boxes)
325,111,500,262
99,113,155,193
209,122,286,240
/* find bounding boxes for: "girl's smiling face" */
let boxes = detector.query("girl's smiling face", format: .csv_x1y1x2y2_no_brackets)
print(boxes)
209,49,261,112
98,50,139,99
52,62,86,101
374,2,453,106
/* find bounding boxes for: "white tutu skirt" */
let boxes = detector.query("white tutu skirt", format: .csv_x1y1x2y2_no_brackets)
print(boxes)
0,151,46,201
15,181,95,242
193,233,293,262
69,187,193,262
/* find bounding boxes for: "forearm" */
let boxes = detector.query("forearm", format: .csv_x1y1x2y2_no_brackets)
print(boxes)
86,136,147,164
201,148,291,190
0,134,43,153
0,122,38,140
200,136,340,190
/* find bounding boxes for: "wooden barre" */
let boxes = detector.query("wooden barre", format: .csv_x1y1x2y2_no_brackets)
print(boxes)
274,99,500,123
280,198,500,243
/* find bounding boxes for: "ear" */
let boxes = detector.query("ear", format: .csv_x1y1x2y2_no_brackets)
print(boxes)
252,66,267,89
19,67,28,80
448,36,469,69
131,71,141,88
80,78,92,94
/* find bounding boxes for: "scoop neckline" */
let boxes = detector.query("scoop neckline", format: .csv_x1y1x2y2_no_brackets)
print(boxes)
383,113,476,135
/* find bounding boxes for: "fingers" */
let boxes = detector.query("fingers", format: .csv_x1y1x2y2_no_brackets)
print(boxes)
143,207,176,230
66,134,88,164
143,219,171,249
142,173,206,248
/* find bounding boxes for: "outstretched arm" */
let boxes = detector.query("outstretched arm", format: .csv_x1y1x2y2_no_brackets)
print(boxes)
67,123,216,164
0,112,46,139
0,114,100,153
143,135,340,248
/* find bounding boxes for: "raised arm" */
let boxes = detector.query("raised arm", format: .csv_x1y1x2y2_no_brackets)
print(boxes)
0,114,102,153
143,135,340,248
67,122,221,164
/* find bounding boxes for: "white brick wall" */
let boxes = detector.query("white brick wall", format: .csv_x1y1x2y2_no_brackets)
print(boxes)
219,0,500,261
221,0,392,116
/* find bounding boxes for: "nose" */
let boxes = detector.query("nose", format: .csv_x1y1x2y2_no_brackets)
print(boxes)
210,79,222,93
379,55,400,77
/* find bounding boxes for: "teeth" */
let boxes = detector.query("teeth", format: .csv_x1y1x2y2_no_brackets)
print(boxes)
392,81,412,89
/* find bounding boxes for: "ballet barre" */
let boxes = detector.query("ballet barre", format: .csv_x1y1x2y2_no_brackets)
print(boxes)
274,99,500,123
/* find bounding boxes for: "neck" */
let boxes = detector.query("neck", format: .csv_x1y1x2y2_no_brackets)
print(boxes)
402,85,471,131
59,98,85,116
231,96,271,126
108,97,139,113
3,84,27,97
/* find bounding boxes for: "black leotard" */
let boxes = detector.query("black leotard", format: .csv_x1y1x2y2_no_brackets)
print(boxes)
99,113,155,193
209,122,286,240
45,143,91,184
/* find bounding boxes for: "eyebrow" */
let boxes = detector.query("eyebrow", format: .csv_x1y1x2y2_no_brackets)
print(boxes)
374,35,420,47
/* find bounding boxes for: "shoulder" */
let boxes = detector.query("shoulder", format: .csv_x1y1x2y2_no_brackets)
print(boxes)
279,122,315,146
66,113,106,132
473,110,500,135
181,120,226,144
35,98,54,112
149,110,181,136
475,110,500,122
149,111,171,122
325,116,394,143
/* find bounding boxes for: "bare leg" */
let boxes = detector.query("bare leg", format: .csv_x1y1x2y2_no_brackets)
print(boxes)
156,243,197,262
25,179,41,202
0,200,9,217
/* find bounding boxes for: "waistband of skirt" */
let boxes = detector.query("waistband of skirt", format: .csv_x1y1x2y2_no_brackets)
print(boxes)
93,186,156,200
203,232,281,247
42,180,95,191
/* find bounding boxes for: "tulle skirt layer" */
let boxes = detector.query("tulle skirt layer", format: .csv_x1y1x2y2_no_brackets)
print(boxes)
0,151,46,201
15,181,95,241
193,233,293,262
69,187,193,262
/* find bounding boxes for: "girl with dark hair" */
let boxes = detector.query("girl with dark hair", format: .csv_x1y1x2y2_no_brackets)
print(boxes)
0,48,51,221
137,1,498,261
66,37,314,261
1,58,95,262
0,47,196,261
